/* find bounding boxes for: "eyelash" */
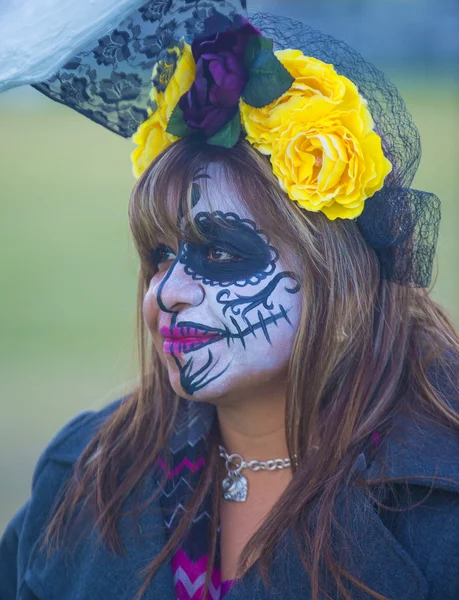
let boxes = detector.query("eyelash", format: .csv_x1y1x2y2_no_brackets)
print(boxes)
207,246,242,263
150,244,242,267
155,246,176,264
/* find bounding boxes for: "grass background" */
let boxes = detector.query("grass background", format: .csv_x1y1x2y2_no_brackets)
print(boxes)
1,73,458,533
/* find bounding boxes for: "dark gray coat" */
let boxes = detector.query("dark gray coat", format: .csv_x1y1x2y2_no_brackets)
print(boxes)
1,396,459,600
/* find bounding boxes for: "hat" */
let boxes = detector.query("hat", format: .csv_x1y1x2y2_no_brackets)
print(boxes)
31,0,441,288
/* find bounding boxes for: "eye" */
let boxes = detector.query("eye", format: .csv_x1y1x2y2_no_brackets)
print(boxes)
206,245,243,263
150,244,176,267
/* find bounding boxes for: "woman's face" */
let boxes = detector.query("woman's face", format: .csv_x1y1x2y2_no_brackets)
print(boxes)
143,164,302,402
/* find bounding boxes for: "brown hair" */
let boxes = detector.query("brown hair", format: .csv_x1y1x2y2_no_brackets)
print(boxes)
43,138,459,600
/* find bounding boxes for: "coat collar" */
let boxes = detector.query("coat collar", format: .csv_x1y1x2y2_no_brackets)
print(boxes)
26,397,458,600
364,409,459,494
24,399,217,600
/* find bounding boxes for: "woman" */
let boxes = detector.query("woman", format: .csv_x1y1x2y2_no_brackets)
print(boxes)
1,2,459,599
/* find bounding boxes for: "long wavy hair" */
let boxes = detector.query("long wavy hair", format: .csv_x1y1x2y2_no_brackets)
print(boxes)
43,138,459,600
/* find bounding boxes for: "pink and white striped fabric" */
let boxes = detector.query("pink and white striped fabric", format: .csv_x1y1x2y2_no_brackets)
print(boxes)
156,400,236,600
172,549,234,600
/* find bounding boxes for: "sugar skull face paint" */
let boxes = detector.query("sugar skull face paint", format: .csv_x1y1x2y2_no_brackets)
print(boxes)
143,164,302,401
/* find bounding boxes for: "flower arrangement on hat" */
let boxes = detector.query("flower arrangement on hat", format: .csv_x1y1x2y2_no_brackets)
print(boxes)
132,14,392,221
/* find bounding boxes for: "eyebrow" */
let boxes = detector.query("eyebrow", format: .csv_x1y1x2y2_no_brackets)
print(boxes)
186,212,271,252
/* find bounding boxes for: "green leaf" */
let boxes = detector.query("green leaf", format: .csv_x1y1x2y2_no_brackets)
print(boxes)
242,50,294,108
243,35,273,70
260,37,274,51
207,112,241,148
166,103,192,137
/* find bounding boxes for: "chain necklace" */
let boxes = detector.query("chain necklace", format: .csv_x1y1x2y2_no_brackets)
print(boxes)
219,444,294,502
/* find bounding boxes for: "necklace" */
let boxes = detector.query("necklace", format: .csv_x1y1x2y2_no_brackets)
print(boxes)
219,444,294,502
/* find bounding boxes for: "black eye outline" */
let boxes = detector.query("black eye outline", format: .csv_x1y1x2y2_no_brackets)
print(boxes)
180,212,279,288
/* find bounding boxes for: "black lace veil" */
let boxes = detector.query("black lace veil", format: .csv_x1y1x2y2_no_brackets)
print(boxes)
31,0,441,288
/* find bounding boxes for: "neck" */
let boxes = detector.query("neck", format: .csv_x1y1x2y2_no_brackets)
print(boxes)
215,379,293,505
215,378,289,463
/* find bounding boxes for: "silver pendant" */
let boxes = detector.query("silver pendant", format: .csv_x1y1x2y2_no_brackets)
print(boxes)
222,471,248,502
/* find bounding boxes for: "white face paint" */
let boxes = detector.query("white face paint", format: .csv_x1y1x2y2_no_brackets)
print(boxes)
143,164,302,402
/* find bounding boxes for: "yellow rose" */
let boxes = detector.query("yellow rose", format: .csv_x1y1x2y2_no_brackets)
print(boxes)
240,50,362,155
151,41,196,124
131,41,196,178
131,111,176,179
270,103,392,220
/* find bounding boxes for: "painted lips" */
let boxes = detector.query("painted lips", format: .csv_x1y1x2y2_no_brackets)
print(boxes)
160,325,223,354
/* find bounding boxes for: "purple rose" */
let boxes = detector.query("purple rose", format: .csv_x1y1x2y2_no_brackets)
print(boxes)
178,18,261,138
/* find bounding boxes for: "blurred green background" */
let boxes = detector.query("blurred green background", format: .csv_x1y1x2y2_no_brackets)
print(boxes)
1,19,459,534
